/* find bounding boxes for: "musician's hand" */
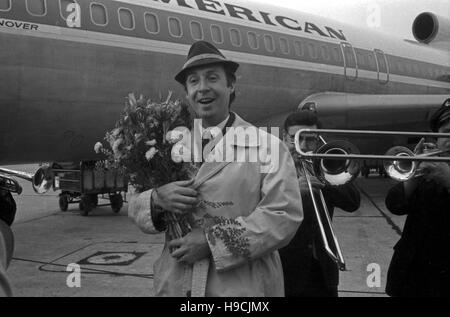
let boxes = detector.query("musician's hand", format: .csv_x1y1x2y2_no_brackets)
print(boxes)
152,179,198,214
169,228,211,264
414,138,425,154
420,162,450,188
298,175,325,192
414,138,437,155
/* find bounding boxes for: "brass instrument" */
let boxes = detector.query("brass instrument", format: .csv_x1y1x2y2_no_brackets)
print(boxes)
294,129,450,270
295,135,360,271
0,166,54,195
383,146,450,181
300,158,348,270
296,129,450,181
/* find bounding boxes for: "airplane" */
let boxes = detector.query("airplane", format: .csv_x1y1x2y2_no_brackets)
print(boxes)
0,0,449,214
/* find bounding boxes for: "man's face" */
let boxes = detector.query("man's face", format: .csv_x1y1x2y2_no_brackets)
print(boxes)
284,124,319,160
185,65,234,127
437,120,450,152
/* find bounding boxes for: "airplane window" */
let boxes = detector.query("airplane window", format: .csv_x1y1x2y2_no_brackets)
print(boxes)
119,8,135,30
433,68,440,78
412,63,420,75
0,0,11,11
307,42,318,60
144,12,159,34
230,28,241,47
169,17,182,38
294,41,304,57
331,47,342,62
320,44,331,61
91,3,108,26
425,65,434,78
211,25,223,44
396,60,404,73
26,0,47,16
247,31,258,49
356,51,366,66
280,38,289,54
59,0,76,20
264,35,275,52
190,21,203,40
404,62,413,76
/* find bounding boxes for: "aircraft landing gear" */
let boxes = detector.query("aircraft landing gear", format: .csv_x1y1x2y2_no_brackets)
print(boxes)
0,190,16,226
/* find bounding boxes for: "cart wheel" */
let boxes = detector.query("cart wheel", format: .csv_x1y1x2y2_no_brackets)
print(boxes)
79,195,93,216
110,194,123,213
59,194,69,212
89,194,98,207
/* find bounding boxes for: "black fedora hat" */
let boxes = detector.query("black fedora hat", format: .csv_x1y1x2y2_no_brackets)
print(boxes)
175,41,239,84
430,98,450,132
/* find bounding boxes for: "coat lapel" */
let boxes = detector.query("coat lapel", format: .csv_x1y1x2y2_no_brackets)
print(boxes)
193,161,231,189
192,113,260,189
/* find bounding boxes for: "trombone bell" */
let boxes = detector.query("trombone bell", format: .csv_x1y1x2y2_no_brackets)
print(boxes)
0,166,53,195
383,146,417,181
312,140,361,186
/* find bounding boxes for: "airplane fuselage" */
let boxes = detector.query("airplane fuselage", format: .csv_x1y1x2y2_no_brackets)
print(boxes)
0,0,449,164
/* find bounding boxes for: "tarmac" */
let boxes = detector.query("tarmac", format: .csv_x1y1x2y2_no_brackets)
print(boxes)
4,164,405,297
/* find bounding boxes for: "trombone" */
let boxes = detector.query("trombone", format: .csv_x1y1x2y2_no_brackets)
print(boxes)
300,158,348,271
0,166,54,195
295,129,450,179
294,129,450,270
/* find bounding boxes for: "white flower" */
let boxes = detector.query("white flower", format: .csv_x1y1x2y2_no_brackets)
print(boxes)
171,144,190,163
146,139,157,146
94,142,103,154
128,93,137,107
112,128,122,137
166,128,187,144
112,138,123,157
145,147,158,161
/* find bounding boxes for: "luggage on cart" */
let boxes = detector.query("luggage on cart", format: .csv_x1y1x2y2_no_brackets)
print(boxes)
52,162,127,216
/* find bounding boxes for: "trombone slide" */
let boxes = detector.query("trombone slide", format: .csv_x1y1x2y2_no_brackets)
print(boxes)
301,160,346,271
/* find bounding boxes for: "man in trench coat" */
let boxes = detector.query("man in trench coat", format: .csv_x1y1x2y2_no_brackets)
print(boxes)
128,41,303,297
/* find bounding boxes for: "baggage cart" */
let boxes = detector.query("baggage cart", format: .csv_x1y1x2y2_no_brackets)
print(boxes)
52,161,127,216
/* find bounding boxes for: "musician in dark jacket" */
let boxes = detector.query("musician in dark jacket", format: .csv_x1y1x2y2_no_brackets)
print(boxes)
385,99,450,297
279,111,361,297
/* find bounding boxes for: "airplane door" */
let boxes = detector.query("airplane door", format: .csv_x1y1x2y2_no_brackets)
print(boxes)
374,49,390,84
340,42,358,81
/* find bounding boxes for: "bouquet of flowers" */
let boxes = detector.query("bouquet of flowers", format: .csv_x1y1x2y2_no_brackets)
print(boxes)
94,92,198,241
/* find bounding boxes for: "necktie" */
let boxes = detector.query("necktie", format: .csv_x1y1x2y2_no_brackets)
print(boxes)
200,112,236,165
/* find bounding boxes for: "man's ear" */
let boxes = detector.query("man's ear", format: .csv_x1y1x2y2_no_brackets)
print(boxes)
229,83,235,94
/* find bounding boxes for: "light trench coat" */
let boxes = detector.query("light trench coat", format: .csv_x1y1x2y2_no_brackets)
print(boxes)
128,113,303,297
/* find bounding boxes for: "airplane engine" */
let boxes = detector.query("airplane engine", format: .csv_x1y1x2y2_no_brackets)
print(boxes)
412,12,450,46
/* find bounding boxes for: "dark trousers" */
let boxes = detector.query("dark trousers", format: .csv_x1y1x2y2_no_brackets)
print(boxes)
285,258,338,297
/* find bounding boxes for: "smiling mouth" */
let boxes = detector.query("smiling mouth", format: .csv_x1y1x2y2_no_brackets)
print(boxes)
198,97,215,105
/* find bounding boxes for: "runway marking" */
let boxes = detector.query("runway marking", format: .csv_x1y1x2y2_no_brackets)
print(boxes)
13,241,162,279
78,251,145,266
12,257,154,279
